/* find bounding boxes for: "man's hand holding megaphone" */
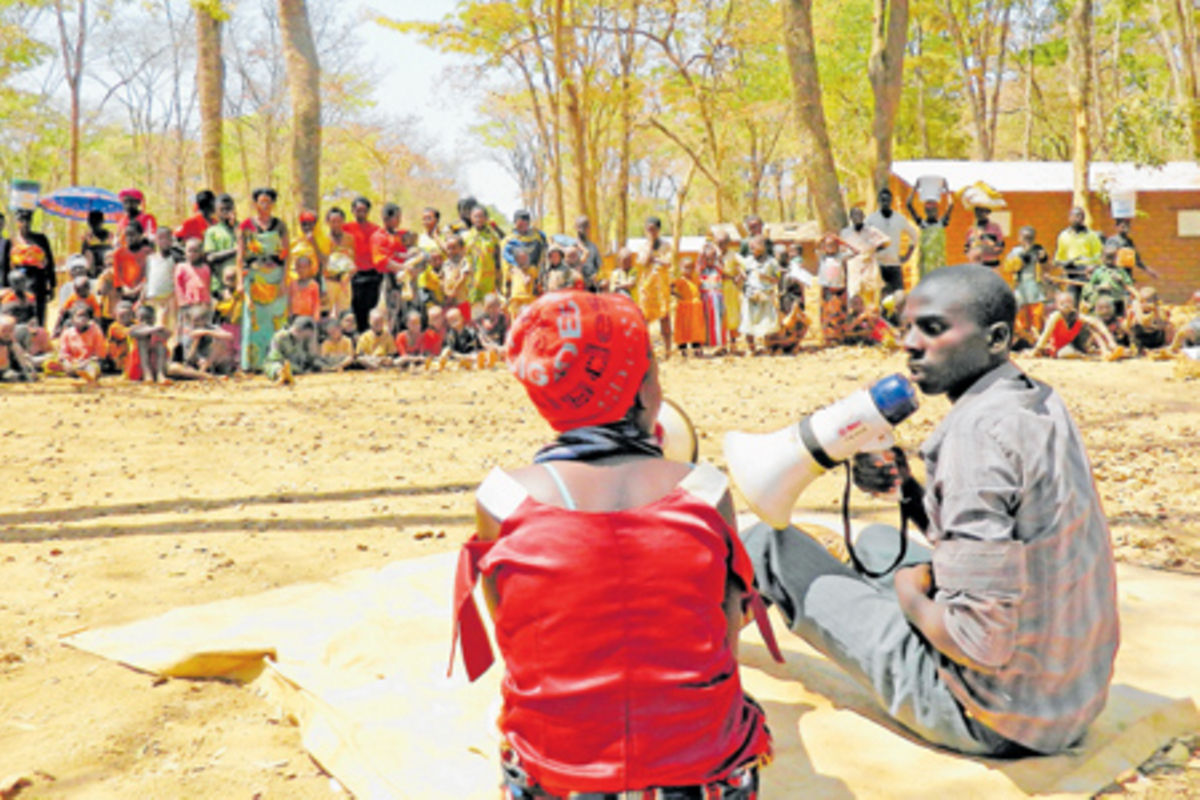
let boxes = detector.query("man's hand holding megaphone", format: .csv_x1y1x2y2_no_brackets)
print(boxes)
852,447,930,534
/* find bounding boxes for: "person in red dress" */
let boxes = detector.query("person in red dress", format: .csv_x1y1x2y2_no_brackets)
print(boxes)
451,290,780,800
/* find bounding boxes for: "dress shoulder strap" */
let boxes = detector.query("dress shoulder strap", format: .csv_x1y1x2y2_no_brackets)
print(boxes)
476,467,530,522
678,462,729,508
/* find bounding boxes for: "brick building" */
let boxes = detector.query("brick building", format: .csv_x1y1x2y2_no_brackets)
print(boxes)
890,160,1200,302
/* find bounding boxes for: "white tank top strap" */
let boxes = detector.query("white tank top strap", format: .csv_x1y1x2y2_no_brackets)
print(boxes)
540,462,578,511
678,461,729,508
476,467,530,522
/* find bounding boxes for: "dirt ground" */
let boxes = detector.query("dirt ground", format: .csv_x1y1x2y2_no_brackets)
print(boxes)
1,347,1198,798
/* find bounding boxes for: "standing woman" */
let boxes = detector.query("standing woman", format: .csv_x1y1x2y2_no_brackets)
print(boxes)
10,210,56,326
237,188,289,372
451,291,777,799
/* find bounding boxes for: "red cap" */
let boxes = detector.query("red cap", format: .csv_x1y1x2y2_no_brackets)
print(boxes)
299,210,318,224
507,291,650,432
118,188,144,203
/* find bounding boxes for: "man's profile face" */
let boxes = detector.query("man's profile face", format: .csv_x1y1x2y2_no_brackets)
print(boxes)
901,286,993,398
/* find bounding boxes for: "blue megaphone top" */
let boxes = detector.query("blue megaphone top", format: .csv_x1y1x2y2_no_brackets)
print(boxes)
868,373,919,425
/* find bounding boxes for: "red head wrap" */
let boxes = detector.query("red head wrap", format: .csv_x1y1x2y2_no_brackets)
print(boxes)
298,210,318,224
118,188,144,203
507,291,650,432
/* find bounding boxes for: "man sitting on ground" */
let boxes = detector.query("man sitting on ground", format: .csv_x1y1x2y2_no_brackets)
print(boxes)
740,264,1118,756
265,316,322,384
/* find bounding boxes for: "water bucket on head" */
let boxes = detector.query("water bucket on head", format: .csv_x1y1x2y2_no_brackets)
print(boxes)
9,180,39,211
915,175,948,205
1110,188,1136,220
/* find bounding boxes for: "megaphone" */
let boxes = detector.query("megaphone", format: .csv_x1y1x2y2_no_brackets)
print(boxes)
654,397,699,463
724,374,919,529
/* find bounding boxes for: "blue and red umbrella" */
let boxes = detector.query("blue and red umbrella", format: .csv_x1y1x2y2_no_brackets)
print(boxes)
38,186,123,223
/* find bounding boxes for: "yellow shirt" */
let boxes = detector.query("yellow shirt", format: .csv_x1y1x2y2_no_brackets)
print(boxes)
321,337,353,359
356,329,397,357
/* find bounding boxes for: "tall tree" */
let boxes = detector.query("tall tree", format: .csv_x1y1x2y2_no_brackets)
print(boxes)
941,0,1014,159
868,0,908,194
194,0,226,192
1067,0,1093,217
52,0,87,188
784,0,845,232
278,0,320,210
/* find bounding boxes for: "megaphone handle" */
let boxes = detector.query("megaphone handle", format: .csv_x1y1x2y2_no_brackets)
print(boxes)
841,463,910,580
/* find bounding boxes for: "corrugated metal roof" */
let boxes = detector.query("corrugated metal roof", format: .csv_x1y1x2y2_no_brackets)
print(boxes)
893,160,1200,193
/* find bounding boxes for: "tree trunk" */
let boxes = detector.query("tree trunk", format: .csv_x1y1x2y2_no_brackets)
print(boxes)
784,0,845,232
1023,5,1035,160
913,23,930,155
278,0,321,210
1067,0,1093,220
616,1,637,250
868,0,908,195
196,3,225,193
1169,0,1200,157
554,0,589,226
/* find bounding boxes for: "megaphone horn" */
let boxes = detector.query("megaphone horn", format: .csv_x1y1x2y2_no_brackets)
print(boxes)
724,374,919,529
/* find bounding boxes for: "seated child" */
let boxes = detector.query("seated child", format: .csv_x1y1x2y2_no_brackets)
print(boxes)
1127,286,1175,355
319,314,355,371
265,316,322,384
57,255,92,310
54,275,102,337
288,255,322,321
843,294,898,348
609,248,635,297
104,300,136,375
1082,243,1134,316
0,270,51,360
338,309,360,352
440,307,487,369
394,310,435,370
356,307,398,369
474,293,510,351
1093,293,1130,350
1169,290,1200,356
1033,290,1116,358
44,303,106,383
129,304,172,384
0,313,38,382
170,305,236,379
212,263,244,359
764,292,810,355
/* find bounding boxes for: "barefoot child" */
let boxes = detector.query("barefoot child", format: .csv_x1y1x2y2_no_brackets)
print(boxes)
44,303,105,383
1127,286,1175,355
356,307,398,369
817,233,856,346
440,307,486,368
319,314,355,371
129,304,172,383
104,300,136,376
1033,290,1116,358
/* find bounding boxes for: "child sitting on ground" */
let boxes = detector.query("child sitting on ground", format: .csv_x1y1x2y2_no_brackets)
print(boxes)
171,305,236,378
45,303,106,384
843,294,898,348
104,300,136,376
1033,290,1117,359
129,304,172,384
0,313,38,382
1092,293,1130,353
440,307,488,369
319,315,355,371
265,316,322,384
356,307,398,369
1127,286,1176,357
394,310,435,370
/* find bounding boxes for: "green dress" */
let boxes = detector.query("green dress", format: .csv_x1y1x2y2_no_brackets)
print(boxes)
917,223,947,279
240,218,288,372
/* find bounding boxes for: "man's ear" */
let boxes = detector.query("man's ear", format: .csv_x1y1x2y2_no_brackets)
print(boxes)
987,321,1011,354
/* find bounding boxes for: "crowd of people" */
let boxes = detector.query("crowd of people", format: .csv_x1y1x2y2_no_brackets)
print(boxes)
0,182,1198,384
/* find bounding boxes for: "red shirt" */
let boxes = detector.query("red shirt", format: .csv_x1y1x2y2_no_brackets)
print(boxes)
395,328,442,357
370,227,407,272
174,213,210,244
116,212,158,244
452,468,775,796
343,220,380,273
175,261,212,307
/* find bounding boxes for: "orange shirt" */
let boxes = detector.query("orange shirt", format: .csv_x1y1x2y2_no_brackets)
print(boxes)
113,247,146,289
288,280,321,319
58,293,102,323
106,321,131,374
59,323,106,362
370,227,407,273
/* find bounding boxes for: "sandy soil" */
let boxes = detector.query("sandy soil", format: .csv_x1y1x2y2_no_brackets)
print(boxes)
1,347,1198,798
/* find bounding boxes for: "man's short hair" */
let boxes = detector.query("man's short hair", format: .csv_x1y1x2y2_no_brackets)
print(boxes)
217,193,234,207
382,202,401,219
196,189,216,211
327,206,345,220
353,196,373,210
645,215,662,230
252,187,278,202
917,264,1016,331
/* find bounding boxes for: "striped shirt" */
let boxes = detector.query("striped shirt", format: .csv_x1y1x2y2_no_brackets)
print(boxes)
919,361,1119,753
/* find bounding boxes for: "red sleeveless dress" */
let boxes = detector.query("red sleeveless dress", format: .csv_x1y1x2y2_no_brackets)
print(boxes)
451,465,779,796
